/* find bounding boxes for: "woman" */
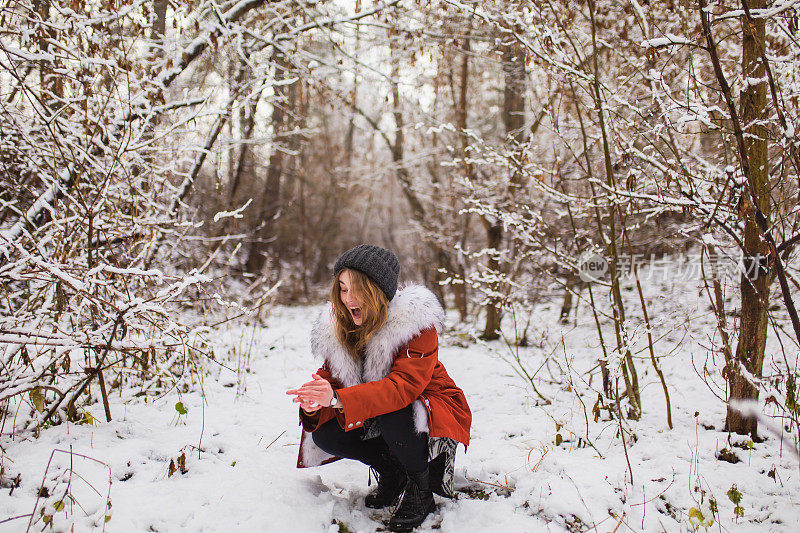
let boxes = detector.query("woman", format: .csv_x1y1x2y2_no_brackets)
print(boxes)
286,244,471,532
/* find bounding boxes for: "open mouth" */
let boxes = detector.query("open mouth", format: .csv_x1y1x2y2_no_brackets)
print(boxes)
349,307,362,321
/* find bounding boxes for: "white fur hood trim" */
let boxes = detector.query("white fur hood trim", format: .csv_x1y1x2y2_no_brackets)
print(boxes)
310,284,445,387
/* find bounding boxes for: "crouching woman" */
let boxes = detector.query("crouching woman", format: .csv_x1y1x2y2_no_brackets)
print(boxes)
286,244,471,532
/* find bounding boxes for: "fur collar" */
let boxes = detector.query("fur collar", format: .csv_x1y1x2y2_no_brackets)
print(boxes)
310,284,444,387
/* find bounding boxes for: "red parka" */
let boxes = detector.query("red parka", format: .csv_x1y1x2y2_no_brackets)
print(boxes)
296,285,471,468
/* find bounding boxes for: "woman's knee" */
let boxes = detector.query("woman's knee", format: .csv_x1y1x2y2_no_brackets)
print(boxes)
311,419,373,461
377,405,417,439
377,406,427,459
311,419,344,453
377,410,428,472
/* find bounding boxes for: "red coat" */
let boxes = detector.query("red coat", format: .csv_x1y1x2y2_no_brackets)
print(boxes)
296,285,471,468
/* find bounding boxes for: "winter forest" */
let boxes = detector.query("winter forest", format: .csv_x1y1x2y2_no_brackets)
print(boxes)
2,0,800,530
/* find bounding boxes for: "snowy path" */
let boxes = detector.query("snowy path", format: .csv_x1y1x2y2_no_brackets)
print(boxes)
2,300,800,531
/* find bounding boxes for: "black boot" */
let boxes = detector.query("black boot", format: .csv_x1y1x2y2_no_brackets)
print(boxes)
365,452,406,509
388,469,435,532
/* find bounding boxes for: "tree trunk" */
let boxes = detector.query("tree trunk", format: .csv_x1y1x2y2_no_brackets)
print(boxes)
229,61,262,203
134,0,168,194
151,0,167,46
450,34,472,323
726,0,770,437
37,0,63,112
560,273,579,324
481,27,526,340
480,223,503,340
245,49,291,275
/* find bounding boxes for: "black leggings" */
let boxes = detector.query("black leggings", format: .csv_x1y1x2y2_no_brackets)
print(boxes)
312,404,428,473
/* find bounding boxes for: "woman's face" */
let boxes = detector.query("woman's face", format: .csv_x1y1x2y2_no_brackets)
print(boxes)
338,270,365,326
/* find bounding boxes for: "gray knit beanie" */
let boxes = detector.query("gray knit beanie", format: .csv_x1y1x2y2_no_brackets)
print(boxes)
333,244,400,301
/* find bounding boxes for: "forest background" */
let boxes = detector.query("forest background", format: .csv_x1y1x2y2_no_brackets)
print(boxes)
2,0,800,530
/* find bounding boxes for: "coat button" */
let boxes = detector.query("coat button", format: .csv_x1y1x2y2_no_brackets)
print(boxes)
347,423,354,428
356,421,361,426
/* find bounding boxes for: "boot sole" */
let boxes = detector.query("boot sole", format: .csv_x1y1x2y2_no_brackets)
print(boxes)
365,499,396,509
387,502,436,532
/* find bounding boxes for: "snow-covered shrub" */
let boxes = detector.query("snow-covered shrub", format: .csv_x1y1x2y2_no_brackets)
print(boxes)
0,0,241,429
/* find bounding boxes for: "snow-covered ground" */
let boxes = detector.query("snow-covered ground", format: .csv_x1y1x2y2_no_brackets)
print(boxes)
2,272,800,532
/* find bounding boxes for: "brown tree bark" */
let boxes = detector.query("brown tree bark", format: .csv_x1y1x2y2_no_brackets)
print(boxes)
152,0,167,45
36,0,63,111
480,223,504,340
726,0,770,437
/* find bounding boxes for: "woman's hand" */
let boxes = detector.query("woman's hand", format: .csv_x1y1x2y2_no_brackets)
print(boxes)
286,384,322,413
299,400,322,414
286,374,334,413
297,395,323,414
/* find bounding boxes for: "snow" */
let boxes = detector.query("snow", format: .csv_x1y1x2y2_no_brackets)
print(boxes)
721,0,800,20
743,77,767,89
0,169,69,259
2,274,800,531
213,199,253,222
641,35,693,49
